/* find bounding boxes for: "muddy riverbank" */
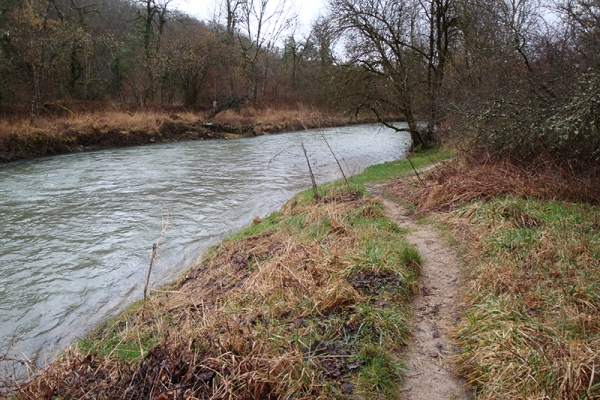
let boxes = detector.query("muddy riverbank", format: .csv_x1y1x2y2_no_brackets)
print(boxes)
0,109,381,162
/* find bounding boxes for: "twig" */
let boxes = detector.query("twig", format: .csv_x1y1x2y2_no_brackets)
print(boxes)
318,130,351,190
426,155,441,171
143,243,157,303
301,142,319,198
143,206,171,302
407,157,423,183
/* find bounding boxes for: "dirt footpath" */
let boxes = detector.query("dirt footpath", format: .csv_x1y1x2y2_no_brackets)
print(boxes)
368,184,473,400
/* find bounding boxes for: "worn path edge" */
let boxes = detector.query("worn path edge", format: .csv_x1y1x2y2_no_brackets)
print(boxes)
367,184,473,400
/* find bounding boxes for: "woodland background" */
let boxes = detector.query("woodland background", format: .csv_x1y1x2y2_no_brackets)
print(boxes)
1,0,599,162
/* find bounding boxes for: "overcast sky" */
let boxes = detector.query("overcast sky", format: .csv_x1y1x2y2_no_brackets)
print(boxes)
170,0,328,33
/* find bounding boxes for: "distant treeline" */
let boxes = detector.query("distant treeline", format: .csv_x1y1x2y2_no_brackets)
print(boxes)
1,0,599,163
0,0,338,115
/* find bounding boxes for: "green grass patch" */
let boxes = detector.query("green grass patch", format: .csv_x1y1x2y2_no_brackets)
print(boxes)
78,300,157,362
349,147,454,184
355,345,404,399
229,211,283,239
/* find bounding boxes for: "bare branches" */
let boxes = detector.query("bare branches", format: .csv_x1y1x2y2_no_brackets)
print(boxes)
318,130,351,190
238,0,297,102
0,338,36,395
329,0,457,149
300,142,319,198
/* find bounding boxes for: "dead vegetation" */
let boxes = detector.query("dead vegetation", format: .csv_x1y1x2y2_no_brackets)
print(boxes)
448,196,600,399
211,107,371,135
10,185,420,399
0,107,376,162
390,154,600,213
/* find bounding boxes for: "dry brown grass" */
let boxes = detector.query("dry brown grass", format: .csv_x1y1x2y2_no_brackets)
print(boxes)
390,154,600,213
212,106,373,135
14,185,419,399
445,197,600,399
0,110,214,161
1,110,165,138
0,106,375,162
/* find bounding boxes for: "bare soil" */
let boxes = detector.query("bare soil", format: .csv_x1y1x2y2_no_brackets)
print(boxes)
368,184,473,400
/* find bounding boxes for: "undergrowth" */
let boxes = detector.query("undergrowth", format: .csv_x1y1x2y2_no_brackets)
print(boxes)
450,197,600,399
393,154,600,212
16,182,421,399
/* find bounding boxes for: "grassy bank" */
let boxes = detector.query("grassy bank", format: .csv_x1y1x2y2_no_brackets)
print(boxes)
453,197,600,399
8,150,450,399
388,156,600,399
0,107,379,163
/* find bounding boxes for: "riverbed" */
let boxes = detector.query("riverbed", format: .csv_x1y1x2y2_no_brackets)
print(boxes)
0,123,410,369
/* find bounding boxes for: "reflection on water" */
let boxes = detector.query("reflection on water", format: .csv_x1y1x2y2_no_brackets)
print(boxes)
0,123,410,367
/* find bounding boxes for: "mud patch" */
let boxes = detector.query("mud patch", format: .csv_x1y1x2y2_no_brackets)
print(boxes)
349,270,402,295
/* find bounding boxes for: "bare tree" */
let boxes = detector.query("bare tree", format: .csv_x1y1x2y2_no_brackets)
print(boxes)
238,0,296,102
329,0,457,149
166,19,219,108
129,0,173,105
423,0,458,139
308,16,339,106
0,1,73,122
560,0,600,69
222,0,244,43
283,29,313,91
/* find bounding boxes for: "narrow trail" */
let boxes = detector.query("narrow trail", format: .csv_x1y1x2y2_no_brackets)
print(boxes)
367,184,473,400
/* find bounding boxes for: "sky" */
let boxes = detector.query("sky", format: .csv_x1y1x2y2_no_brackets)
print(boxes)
170,0,328,33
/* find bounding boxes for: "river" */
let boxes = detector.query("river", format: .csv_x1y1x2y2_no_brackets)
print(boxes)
0,123,410,371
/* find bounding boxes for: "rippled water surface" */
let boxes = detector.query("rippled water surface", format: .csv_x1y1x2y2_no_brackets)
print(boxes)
0,123,410,367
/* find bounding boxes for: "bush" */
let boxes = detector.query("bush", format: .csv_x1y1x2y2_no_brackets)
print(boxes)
467,73,600,165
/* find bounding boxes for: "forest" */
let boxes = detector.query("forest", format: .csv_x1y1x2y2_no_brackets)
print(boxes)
1,0,599,164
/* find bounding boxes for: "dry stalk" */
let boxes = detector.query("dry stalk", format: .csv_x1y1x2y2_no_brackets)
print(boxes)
300,142,319,198
318,130,351,190
143,207,171,302
143,243,157,303
406,156,423,183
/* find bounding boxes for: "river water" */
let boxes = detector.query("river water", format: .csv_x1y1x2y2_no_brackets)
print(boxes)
0,123,410,369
